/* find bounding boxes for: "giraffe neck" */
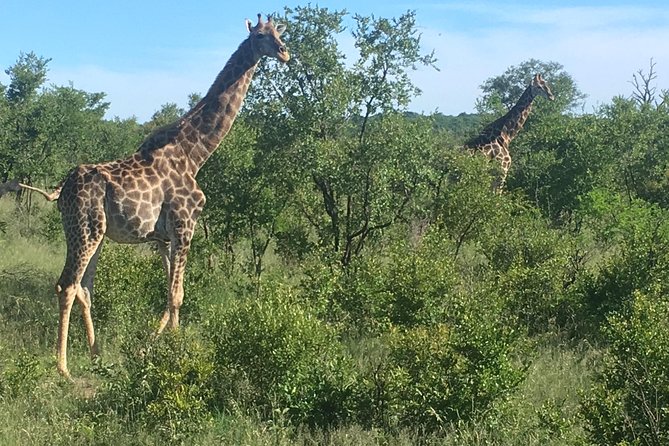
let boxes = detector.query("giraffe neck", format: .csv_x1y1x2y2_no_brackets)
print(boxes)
498,86,535,141
179,39,260,174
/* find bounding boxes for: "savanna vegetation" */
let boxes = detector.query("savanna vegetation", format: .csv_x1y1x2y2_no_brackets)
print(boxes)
1,5,669,445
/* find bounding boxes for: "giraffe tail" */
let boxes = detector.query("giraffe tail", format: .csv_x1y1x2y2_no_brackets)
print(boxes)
18,182,62,202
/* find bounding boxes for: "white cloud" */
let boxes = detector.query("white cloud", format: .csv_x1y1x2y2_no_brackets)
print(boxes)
408,4,669,115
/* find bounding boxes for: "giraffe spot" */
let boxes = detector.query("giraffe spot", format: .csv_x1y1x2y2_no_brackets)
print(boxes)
137,204,156,221
126,190,141,201
126,216,141,229
186,129,199,143
136,178,151,190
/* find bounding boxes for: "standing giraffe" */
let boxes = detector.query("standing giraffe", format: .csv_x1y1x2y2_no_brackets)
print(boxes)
465,73,554,191
14,14,289,379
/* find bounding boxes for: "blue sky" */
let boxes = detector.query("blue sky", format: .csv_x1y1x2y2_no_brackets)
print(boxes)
2,1,668,121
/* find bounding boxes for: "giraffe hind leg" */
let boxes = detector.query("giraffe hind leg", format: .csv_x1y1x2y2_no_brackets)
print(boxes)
78,240,105,359
56,212,105,379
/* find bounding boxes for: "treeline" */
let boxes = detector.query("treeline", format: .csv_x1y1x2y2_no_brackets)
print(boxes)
1,5,669,445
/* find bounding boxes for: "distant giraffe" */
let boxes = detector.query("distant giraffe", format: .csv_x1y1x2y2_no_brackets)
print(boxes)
12,14,289,379
465,73,554,191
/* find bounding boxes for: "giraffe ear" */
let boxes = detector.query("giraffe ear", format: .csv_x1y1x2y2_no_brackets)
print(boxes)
246,19,254,33
275,23,286,35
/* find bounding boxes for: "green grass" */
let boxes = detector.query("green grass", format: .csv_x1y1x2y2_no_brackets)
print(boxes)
437,338,595,446
0,196,602,445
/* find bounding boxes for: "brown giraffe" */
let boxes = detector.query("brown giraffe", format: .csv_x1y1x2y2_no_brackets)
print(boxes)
465,73,554,191
14,14,289,379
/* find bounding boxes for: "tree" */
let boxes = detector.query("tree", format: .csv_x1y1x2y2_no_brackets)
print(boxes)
0,52,148,225
476,59,586,117
630,58,667,108
245,6,437,266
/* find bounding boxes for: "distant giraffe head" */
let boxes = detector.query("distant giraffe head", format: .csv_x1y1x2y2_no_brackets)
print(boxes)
246,14,290,63
530,73,555,102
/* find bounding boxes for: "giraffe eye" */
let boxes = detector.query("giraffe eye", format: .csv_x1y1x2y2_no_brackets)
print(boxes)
255,33,266,39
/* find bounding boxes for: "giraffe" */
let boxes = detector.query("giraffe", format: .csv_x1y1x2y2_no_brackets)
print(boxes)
14,14,289,379
464,73,554,192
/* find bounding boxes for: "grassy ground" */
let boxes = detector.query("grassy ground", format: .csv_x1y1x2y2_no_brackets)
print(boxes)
0,196,597,445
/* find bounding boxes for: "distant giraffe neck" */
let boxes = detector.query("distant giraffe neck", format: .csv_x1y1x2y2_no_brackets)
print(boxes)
179,39,260,174
498,86,535,141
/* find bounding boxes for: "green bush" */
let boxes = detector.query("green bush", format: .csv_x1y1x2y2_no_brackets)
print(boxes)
0,264,56,349
0,351,44,400
88,328,215,443
208,284,358,428
582,289,669,445
579,191,669,327
302,230,459,335
94,244,165,339
382,311,524,432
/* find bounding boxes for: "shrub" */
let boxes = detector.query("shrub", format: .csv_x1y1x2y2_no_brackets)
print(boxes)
208,284,358,428
0,351,44,400
582,289,669,446
302,229,459,335
88,328,215,443
0,264,56,348
579,191,669,327
94,244,165,339
382,312,524,432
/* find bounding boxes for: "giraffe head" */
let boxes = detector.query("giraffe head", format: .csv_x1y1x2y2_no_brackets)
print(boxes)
530,74,555,101
245,14,290,63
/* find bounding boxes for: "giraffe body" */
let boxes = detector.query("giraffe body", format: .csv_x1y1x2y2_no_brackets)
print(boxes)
465,74,554,191
23,14,288,379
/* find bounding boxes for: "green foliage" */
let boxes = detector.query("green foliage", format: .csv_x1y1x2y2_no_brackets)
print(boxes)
481,202,584,334
0,263,56,349
94,244,165,339
384,318,523,433
476,59,586,116
200,120,289,280
582,289,669,446
302,227,458,334
0,52,141,192
579,190,669,326
509,113,611,222
600,97,669,206
0,351,44,400
88,329,215,443
247,6,438,265
209,285,358,428
432,151,502,258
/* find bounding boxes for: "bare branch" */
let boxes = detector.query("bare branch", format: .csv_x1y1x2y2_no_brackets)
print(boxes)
630,58,658,106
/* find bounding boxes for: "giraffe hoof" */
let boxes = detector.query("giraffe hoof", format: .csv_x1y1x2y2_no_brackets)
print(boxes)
58,368,75,383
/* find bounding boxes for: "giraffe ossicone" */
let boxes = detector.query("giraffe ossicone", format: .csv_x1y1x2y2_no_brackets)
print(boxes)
13,13,289,380
465,73,554,192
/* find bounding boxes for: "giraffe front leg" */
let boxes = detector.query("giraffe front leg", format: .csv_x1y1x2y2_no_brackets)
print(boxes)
156,243,189,334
